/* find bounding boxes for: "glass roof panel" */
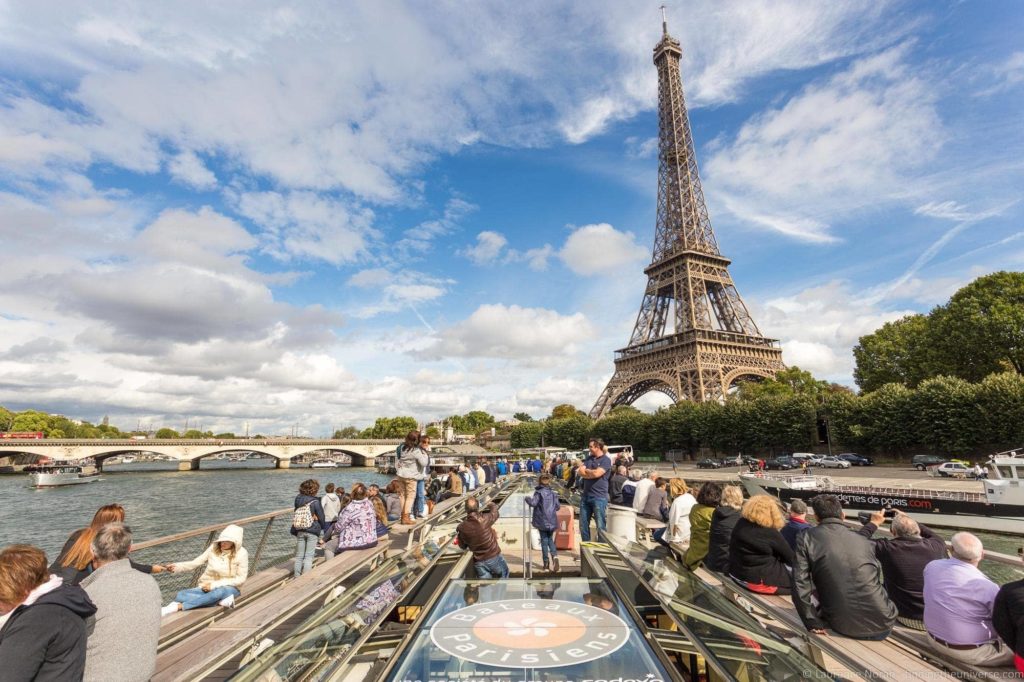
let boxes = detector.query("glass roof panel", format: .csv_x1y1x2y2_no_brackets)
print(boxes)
390,578,673,682
601,534,824,681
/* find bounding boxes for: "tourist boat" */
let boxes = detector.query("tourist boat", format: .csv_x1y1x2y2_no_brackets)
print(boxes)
120,455,136,464
740,447,1024,533
27,463,102,488
310,459,339,468
375,449,506,475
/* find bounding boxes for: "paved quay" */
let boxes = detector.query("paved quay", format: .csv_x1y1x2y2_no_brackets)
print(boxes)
646,463,985,494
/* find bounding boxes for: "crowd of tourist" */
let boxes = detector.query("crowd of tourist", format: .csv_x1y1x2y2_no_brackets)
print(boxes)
2,439,1022,679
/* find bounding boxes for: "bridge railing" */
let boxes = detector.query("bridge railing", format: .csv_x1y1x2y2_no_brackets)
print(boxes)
129,508,295,601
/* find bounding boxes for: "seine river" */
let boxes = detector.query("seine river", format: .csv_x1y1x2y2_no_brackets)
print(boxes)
0,461,391,561
2,461,1020,584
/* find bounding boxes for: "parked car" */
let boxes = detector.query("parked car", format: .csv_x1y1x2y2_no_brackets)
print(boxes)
911,454,945,471
792,453,825,466
838,453,872,466
696,458,722,469
935,461,975,478
718,457,742,468
765,457,798,471
818,456,851,469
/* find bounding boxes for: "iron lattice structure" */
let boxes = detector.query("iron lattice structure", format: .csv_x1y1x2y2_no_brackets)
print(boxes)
590,21,784,419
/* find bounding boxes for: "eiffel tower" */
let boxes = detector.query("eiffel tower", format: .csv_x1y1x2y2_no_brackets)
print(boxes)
590,13,784,419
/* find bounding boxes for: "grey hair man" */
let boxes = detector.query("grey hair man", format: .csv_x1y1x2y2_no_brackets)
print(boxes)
856,509,946,629
609,465,629,506
81,523,162,682
923,531,1013,667
631,470,659,513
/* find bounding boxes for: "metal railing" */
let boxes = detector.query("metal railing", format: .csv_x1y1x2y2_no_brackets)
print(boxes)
130,508,295,601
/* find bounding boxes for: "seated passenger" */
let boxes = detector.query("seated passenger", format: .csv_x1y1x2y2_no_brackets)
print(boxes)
444,466,463,499
684,482,722,570
729,495,795,595
370,497,389,538
923,532,1014,667
793,495,896,639
384,481,403,522
641,477,669,521
162,524,248,615
620,469,642,507
780,499,811,551
81,523,161,682
664,478,696,547
705,485,744,573
323,483,379,560
993,546,1024,674
609,465,628,506
857,509,946,629
51,503,165,586
0,544,96,681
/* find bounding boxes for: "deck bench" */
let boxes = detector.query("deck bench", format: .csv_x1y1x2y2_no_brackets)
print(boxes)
634,515,666,544
152,542,389,682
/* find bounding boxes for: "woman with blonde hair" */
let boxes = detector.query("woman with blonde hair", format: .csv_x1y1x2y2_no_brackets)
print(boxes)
51,504,165,586
664,478,697,547
705,485,744,573
728,495,795,595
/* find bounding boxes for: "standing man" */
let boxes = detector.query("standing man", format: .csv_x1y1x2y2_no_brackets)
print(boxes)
81,523,161,682
576,439,612,542
456,498,508,578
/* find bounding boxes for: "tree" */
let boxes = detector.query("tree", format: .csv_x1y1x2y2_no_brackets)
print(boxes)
155,428,180,439
447,411,496,434
363,417,418,439
425,425,441,438
183,429,206,439
931,271,1024,379
544,414,592,448
550,404,585,420
510,422,544,448
853,315,937,391
0,406,14,431
513,412,534,422
214,432,236,439
738,366,829,401
332,426,360,439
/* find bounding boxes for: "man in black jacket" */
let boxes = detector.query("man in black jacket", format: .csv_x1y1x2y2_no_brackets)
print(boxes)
857,509,947,629
0,544,97,681
609,465,628,505
793,495,897,639
993,548,1024,672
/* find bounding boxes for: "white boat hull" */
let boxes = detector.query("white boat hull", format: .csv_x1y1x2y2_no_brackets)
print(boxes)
31,472,102,488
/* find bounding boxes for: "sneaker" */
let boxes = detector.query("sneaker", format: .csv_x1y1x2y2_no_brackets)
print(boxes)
161,603,181,617
552,557,560,572
542,561,550,571
218,594,236,608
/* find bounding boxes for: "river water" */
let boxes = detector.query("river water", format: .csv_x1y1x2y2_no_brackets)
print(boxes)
2,461,1021,584
0,461,391,561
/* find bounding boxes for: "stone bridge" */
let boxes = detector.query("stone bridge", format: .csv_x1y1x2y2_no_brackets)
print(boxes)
0,438,402,470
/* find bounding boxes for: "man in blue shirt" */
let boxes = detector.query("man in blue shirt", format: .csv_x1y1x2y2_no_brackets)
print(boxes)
495,458,508,477
576,439,612,542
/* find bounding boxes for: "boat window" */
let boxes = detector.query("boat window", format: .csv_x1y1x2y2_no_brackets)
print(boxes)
600,533,822,680
997,465,1015,479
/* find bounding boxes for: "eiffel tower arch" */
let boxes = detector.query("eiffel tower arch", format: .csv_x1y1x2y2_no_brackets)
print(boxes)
590,15,784,420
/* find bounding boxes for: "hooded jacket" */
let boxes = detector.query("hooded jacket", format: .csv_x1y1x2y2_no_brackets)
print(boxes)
525,485,560,532
173,524,249,591
0,579,97,682
456,502,501,562
793,518,898,638
705,505,741,573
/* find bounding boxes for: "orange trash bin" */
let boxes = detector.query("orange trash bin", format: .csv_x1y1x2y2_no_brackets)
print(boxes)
555,505,575,550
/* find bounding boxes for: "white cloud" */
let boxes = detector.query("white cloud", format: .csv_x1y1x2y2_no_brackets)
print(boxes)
167,150,217,189
347,268,451,318
706,44,944,242
974,51,1024,97
459,231,508,265
559,223,649,276
417,304,593,361
232,190,376,266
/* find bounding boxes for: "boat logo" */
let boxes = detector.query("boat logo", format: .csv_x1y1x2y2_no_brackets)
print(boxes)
429,598,630,668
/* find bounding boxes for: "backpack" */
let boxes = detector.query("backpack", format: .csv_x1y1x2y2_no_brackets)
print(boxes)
292,501,315,530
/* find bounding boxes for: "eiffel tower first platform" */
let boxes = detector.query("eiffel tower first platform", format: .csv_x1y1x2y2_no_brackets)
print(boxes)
590,16,784,419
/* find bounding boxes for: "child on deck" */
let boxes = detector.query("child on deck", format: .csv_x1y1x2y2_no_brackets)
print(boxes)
524,474,561,572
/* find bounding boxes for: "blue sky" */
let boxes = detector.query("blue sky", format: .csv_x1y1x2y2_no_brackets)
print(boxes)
0,1,1021,435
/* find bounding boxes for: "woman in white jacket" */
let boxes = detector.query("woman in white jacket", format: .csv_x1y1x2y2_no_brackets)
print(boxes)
160,524,248,615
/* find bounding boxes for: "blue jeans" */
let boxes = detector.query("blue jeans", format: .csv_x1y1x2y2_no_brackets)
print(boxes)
294,532,318,577
538,529,557,566
415,479,426,517
175,586,240,610
474,555,510,579
652,527,669,547
579,496,608,542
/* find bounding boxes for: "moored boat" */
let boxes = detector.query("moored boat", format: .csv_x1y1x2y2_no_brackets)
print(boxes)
310,459,338,468
740,447,1024,532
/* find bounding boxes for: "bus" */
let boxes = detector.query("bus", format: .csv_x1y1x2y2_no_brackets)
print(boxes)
0,431,45,439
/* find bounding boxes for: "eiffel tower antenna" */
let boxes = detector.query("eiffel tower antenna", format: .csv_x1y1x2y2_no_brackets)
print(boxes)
589,14,784,419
